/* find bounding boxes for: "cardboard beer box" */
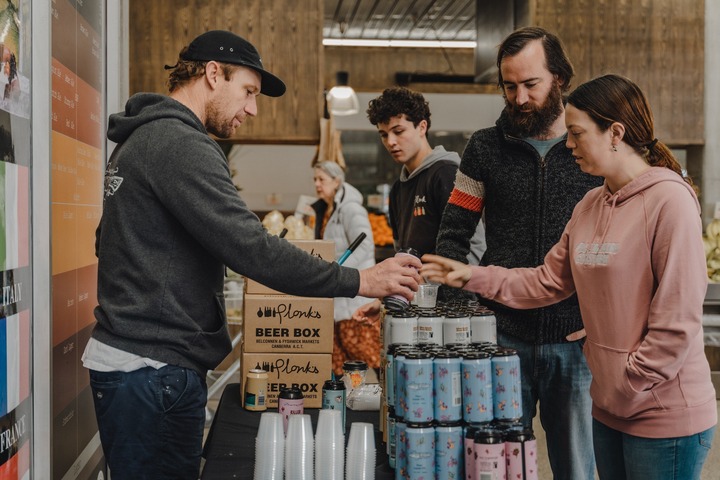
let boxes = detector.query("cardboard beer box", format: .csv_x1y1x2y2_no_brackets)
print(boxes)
241,350,332,408
245,240,336,295
243,294,334,353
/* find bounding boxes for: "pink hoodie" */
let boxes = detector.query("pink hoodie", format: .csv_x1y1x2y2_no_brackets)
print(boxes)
465,167,717,438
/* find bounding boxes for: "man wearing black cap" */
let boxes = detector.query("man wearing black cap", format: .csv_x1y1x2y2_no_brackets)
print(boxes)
82,30,421,480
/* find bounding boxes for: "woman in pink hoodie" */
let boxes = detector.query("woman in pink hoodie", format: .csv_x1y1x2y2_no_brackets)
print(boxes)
422,74,716,480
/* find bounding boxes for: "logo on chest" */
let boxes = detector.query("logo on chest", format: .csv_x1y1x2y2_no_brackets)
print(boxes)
413,195,427,217
574,242,619,266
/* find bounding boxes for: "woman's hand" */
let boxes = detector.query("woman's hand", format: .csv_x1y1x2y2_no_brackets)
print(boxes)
420,254,472,289
352,299,382,324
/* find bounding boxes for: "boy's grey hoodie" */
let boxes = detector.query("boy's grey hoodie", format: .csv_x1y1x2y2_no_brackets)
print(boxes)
93,93,359,375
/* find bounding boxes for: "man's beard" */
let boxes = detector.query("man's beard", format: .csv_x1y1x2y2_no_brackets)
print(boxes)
205,100,234,139
503,84,564,138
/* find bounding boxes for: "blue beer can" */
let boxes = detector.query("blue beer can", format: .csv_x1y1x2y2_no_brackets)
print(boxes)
433,350,463,422
491,348,523,422
404,351,434,424
406,422,435,480
395,347,420,420
435,422,464,480
386,343,411,409
462,351,494,424
395,419,407,480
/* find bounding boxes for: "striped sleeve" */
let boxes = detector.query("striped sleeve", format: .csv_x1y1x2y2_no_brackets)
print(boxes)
447,171,485,212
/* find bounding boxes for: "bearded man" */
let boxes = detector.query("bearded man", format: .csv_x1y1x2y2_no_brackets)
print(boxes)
436,27,603,480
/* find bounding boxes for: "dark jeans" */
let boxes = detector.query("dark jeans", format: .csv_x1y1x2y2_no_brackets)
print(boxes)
498,332,596,480
89,365,207,480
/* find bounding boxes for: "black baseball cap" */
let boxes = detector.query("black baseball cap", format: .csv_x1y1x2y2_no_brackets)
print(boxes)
180,30,286,97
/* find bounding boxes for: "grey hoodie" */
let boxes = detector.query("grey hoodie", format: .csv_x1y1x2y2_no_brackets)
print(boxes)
93,93,359,375
390,146,486,261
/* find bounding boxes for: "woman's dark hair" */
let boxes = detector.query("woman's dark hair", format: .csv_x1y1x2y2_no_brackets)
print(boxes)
166,47,239,92
496,26,574,92
567,74,694,188
366,86,431,131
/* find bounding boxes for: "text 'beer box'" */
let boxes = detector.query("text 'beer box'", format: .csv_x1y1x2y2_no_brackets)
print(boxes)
241,351,332,408
245,240,336,295
243,294,334,353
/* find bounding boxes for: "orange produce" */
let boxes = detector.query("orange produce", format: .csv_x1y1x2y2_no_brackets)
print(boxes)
368,212,393,247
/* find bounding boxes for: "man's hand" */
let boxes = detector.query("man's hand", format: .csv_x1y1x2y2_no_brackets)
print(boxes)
420,254,472,289
358,255,421,300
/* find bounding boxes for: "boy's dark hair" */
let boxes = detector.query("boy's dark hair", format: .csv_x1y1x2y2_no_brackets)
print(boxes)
366,86,431,131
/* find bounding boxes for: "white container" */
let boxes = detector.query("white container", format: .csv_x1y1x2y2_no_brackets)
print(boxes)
416,310,444,345
470,310,497,344
389,311,418,345
442,312,471,345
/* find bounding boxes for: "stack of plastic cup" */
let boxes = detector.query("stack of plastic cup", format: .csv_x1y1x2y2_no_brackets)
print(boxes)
253,412,284,479
315,409,345,480
284,414,314,480
346,422,376,480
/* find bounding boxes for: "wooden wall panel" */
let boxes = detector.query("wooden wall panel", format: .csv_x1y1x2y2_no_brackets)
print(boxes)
324,46,498,95
129,0,323,143
536,0,704,145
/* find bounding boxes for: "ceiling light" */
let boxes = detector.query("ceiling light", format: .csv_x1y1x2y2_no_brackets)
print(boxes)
323,39,477,49
326,71,359,116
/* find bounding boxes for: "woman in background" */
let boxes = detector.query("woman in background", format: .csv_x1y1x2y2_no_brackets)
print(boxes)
311,161,379,375
421,74,716,480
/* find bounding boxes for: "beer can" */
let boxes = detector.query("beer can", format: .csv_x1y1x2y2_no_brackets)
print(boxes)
406,422,435,480
505,429,539,480
433,350,462,422
243,368,268,412
474,429,506,480
322,379,346,433
435,422,464,480
491,348,523,422
442,311,471,345
404,351,434,424
417,308,444,345
470,307,497,344
278,386,304,435
461,351,493,424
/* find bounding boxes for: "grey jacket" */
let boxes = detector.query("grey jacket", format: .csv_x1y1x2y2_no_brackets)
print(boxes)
436,113,603,344
93,93,359,375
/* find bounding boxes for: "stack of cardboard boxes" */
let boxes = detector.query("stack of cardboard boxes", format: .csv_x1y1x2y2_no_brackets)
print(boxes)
241,240,336,408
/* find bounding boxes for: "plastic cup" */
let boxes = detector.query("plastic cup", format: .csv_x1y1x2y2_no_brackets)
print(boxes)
346,422,376,480
285,414,314,480
315,409,345,480
254,412,284,479
414,283,439,308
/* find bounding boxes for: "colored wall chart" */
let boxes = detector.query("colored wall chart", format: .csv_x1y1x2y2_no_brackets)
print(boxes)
51,0,105,478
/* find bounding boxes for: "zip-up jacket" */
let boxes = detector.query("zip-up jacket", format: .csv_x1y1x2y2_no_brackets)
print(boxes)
436,113,603,344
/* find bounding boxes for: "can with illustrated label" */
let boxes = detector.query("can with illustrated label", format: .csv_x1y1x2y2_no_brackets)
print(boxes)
433,350,462,422
505,429,539,480
474,429,506,480
404,351,434,424
491,348,523,422
322,379,346,433
243,368,268,411
278,386,304,435
435,422,464,480
462,351,493,424
406,422,435,480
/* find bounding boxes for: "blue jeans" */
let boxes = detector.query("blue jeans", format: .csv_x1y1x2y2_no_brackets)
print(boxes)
498,332,595,480
89,366,207,480
593,419,715,480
